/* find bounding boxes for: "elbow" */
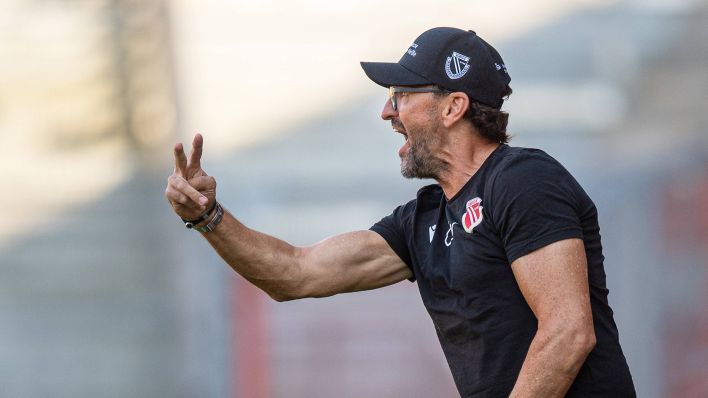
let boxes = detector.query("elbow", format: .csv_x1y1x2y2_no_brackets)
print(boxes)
265,248,330,302
268,278,331,302
564,323,597,359
540,320,596,360
578,328,597,355
268,291,297,302
265,272,311,303
265,281,308,302
266,249,312,302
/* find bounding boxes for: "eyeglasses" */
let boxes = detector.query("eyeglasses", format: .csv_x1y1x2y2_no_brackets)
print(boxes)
388,86,449,111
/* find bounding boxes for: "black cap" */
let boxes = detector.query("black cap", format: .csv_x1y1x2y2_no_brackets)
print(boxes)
361,27,511,109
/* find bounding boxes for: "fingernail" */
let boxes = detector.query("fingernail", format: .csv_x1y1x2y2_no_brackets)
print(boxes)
199,196,208,205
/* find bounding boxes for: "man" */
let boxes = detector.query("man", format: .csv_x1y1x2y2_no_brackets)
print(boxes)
165,27,635,397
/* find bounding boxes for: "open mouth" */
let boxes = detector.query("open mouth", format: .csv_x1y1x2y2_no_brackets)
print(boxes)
394,128,410,158
394,129,408,141
391,120,409,157
392,120,407,139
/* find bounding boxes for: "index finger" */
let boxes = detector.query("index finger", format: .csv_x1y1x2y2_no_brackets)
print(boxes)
173,142,188,176
188,133,203,169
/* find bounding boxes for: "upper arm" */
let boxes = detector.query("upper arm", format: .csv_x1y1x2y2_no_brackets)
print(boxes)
489,151,585,265
511,238,593,332
295,230,413,298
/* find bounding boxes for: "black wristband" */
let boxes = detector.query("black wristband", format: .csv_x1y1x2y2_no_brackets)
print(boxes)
193,202,224,233
181,200,217,229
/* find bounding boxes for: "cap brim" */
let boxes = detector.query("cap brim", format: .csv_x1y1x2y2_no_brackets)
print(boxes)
360,61,431,88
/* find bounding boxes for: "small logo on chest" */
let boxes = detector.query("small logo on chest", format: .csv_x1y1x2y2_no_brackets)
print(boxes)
444,222,457,246
461,197,483,233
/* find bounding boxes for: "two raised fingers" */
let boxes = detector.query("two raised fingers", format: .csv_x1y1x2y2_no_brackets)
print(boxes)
173,133,204,176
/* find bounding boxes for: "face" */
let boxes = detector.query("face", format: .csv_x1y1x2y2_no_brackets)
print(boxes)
382,86,448,180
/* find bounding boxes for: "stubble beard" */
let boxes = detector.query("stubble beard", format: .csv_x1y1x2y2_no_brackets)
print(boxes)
400,127,448,180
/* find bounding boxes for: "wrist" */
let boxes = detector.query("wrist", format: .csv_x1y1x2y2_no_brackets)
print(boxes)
181,200,217,229
192,201,224,233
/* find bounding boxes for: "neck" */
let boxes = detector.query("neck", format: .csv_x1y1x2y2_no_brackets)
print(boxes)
436,136,500,200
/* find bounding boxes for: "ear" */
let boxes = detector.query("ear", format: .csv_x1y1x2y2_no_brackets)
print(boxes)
441,92,469,128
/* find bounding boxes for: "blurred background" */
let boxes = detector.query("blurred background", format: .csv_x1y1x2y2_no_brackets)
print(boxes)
1,0,707,397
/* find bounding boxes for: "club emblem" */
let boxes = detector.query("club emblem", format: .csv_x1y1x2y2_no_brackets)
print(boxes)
461,197,483,233
407,43,418,57
445,51,470,80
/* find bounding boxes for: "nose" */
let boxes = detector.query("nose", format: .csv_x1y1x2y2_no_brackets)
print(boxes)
381,97,397,121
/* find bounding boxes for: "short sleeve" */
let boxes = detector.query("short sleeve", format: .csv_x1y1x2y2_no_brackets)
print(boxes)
488,151,584,264
370,201,416,279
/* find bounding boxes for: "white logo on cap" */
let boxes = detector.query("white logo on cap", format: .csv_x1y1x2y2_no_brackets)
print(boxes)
445,51,470,79
407,43,418,57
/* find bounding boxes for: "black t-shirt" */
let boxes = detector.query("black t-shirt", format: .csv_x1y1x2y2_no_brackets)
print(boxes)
371,144,635,397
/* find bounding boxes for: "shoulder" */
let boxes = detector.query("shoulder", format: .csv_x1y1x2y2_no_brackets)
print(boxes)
488,146,575,188
417,183,443,199
414,183,443,208
495,146,566,173
388,184,442,223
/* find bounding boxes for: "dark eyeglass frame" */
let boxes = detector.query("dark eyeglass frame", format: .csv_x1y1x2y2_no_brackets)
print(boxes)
388,86,449,111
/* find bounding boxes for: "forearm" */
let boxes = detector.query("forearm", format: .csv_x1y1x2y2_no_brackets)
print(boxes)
200,208,305,301
509,327,595,397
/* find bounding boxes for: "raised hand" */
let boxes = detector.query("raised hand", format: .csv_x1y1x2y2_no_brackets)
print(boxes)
165,133,217,221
